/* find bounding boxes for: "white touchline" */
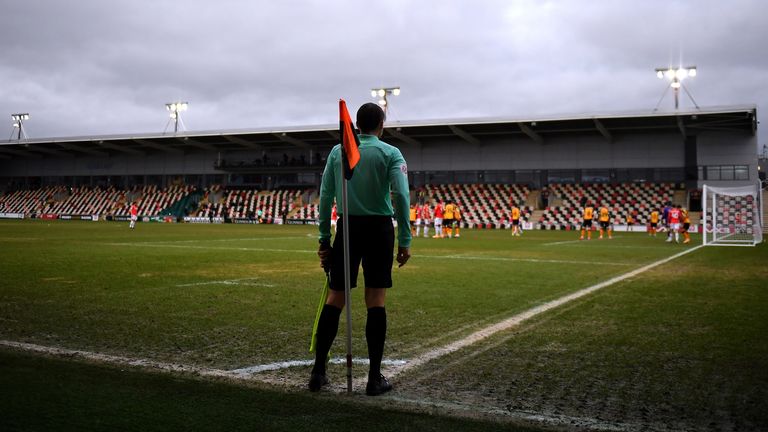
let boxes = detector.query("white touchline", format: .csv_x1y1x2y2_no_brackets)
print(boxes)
416,254,632,267
230,358,407,375
107,242,631,266
0,340,237,378
176,278,275,288
105,243,316,254
131,236,310,244
386,245,704,378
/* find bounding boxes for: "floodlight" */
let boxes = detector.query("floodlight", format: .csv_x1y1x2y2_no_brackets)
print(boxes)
653,65,698,110
370,87,401,114
164,101,188,133
10,113,30,140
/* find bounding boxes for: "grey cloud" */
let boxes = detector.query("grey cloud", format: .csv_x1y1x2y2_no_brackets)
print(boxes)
0,0,765,146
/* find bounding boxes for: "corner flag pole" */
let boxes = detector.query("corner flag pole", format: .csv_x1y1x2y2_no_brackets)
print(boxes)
338,99,360,394
340,170,353,393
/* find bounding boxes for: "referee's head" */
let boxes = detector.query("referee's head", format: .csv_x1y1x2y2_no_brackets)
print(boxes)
356,103,386,135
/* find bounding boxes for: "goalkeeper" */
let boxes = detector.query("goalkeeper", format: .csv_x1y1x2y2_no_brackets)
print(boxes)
310,102,411,396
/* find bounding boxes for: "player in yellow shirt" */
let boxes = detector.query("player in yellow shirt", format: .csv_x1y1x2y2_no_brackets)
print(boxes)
453,206,461,238
409,204,417,236
580,203,594,240
681,207,691,244
598,205,612,239
510,206,521,236
626,212,634,232
443,200,456,238
649,209,660,236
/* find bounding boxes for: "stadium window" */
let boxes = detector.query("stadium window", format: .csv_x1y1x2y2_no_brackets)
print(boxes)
720,165,734,180
735,165,749,180
654,167,684,182
454,171,478,184
484,171,514,184
582,169,610,183
547,169,576,184
431,171,454,184
516,170,534,184
706,166,720,180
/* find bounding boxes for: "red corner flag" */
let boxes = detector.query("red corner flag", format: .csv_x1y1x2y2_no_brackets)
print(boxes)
339,99,361,180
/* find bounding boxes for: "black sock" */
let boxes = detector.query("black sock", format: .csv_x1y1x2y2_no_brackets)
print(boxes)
312,304,342,375
366,306,387,379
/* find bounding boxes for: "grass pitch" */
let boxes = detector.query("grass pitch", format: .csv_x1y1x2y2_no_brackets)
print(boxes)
1,220,766,431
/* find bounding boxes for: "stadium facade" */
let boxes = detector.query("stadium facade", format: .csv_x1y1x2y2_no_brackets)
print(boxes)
0,105,758,194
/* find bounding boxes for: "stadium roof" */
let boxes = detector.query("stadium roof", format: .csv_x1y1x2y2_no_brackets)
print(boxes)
0,105,757,160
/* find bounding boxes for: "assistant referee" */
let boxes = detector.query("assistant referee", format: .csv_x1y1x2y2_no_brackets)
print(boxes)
310,102,411,396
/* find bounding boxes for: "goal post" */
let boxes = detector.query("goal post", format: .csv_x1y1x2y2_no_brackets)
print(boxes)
702,183,763,246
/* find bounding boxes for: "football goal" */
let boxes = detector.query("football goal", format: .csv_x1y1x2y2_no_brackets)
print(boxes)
702,184,763,246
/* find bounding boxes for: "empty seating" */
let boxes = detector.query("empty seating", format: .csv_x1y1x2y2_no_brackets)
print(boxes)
538,183,675,229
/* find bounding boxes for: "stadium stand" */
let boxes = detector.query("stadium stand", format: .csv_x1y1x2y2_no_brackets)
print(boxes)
1,182,689,230
425,183,532,228
0,185,194,218
537,183,675,229
194,188,303,221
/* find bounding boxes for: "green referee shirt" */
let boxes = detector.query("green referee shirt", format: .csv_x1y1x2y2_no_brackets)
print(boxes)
318,134,412,248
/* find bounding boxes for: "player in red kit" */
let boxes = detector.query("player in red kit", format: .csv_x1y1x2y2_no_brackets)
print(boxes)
129,202,138,229
667,205,682,243
330,204,338,233
432,201,444,238
417,203,430,238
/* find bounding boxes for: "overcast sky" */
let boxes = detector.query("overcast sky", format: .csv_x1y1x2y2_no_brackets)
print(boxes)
1,0,766,152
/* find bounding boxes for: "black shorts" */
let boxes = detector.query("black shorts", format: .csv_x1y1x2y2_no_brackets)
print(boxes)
650,222,658,228
443,217,454,227
683,223,690,230
582,219,593,228
512,219,520,226
330,216,394,291
599,221,609,229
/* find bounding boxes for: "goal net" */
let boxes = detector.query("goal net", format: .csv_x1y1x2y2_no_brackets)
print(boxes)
702,184,763,246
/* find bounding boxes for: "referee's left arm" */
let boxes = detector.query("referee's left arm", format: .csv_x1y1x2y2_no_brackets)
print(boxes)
389,150,412,249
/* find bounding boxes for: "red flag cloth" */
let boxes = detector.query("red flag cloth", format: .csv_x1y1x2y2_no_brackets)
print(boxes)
339,99,361,180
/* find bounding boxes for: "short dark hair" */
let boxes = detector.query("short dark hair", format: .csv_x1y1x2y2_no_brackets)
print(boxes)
356,103,386,134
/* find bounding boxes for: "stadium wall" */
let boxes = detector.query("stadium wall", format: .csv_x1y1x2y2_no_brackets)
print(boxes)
0,122,757,188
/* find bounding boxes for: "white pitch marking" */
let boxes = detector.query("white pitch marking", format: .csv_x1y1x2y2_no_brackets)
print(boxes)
542,236,626,246
230,358,407,375
0,340,237,378
134,236,309,244
416,254,632,267
542,239,584,246
387,245,704,378
176,278,275,288
105,243,316,254
108,242,631,266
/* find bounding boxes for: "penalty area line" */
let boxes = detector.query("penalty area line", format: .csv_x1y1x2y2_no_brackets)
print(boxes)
387,245,704,378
